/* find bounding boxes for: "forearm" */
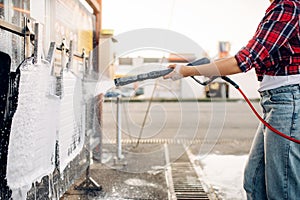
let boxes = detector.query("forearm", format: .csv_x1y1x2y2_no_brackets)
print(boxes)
182,57,242,77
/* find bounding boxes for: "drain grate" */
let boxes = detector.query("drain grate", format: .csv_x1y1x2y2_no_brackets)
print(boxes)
103,138,253,145
171,162,210,200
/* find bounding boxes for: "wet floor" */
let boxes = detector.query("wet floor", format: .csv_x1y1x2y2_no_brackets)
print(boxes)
62,102,258,199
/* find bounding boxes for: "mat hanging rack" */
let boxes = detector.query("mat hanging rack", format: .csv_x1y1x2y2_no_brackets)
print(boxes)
0,18,26,37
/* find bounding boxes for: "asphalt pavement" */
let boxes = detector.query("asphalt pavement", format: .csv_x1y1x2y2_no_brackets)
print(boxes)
102,101,259,154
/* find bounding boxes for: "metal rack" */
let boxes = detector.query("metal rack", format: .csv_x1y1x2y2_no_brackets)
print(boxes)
0,17,34,59
0,17,87,70
0,16,102,198
0,18,26,37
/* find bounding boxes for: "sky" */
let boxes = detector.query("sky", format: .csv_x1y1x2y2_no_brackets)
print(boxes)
102,0,270,57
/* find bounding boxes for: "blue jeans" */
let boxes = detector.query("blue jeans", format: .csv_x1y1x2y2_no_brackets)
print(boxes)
244,84,300,200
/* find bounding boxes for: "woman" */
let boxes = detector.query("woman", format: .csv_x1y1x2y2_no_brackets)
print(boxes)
164,0,300,199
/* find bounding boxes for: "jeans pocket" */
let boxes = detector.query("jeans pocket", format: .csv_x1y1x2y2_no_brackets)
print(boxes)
269,92,293,105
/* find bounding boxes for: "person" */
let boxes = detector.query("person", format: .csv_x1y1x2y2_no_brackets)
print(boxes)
164,0,300,199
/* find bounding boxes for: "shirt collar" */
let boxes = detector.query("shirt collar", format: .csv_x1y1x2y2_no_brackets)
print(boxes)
266,0,280,13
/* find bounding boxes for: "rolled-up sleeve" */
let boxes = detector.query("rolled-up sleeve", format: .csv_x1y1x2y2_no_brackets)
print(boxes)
235,38,270,73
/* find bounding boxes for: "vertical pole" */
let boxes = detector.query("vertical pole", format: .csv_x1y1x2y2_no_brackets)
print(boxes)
96,93,103,163
33,23,43,65
67,41,74,70
116,95,122,159
25,18,32,58
60,39,67,70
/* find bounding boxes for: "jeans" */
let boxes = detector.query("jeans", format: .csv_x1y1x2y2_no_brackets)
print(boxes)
244,84,300,200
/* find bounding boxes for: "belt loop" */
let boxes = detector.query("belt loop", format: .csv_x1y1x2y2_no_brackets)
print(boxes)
260,90,268,97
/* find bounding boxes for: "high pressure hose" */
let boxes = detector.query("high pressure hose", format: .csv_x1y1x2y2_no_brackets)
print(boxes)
188,59,300,144
229,79,300,144
114,58,300,144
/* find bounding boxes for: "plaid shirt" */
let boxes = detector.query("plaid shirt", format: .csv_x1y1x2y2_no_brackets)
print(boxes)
235,0,300,81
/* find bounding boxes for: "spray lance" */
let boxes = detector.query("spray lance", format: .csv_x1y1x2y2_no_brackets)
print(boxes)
114,69,174,86
114,58,300,144
114,57,222,87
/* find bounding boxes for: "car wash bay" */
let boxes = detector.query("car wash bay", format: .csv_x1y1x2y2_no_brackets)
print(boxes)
0,0,267,199
63,100,259,199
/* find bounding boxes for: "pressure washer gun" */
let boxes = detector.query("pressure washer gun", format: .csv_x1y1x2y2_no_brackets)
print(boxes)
114,57,213,87
113,57,300,144
114,57,238,88
114,68,173,86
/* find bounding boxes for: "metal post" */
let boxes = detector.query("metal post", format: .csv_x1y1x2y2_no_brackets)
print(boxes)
93,94,103,162
113,95,126,167
116,95,123,159
33,23,43,65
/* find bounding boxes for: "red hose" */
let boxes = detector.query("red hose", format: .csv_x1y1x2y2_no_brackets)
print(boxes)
237,88,300,144
189,73,300,144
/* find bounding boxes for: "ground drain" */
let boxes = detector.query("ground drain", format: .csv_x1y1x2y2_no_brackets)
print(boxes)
171,162,210,200
103,138,252,145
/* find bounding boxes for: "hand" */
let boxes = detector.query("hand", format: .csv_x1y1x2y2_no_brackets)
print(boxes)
163,64,185,80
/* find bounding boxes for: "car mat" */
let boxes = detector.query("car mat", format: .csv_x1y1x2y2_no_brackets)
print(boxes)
0,51,13,199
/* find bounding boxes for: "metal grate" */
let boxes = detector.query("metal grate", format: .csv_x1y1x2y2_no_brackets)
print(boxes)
103,138,253,145
171,162,210,200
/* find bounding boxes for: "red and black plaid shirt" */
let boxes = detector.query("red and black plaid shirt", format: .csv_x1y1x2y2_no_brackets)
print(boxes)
235,0,300,81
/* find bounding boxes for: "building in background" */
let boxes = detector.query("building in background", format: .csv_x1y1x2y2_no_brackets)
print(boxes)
114,47,260,100
99,29,116,79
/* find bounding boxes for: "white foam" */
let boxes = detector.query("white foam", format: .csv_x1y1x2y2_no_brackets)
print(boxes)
57,71,84,172
198,154,248,200
7,61,58,200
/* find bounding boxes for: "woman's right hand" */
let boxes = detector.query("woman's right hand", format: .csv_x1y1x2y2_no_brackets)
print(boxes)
163,64,186,80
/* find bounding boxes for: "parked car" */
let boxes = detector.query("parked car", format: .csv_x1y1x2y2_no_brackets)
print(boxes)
104,88,135,98
104,89,122,98
134,87,144,96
